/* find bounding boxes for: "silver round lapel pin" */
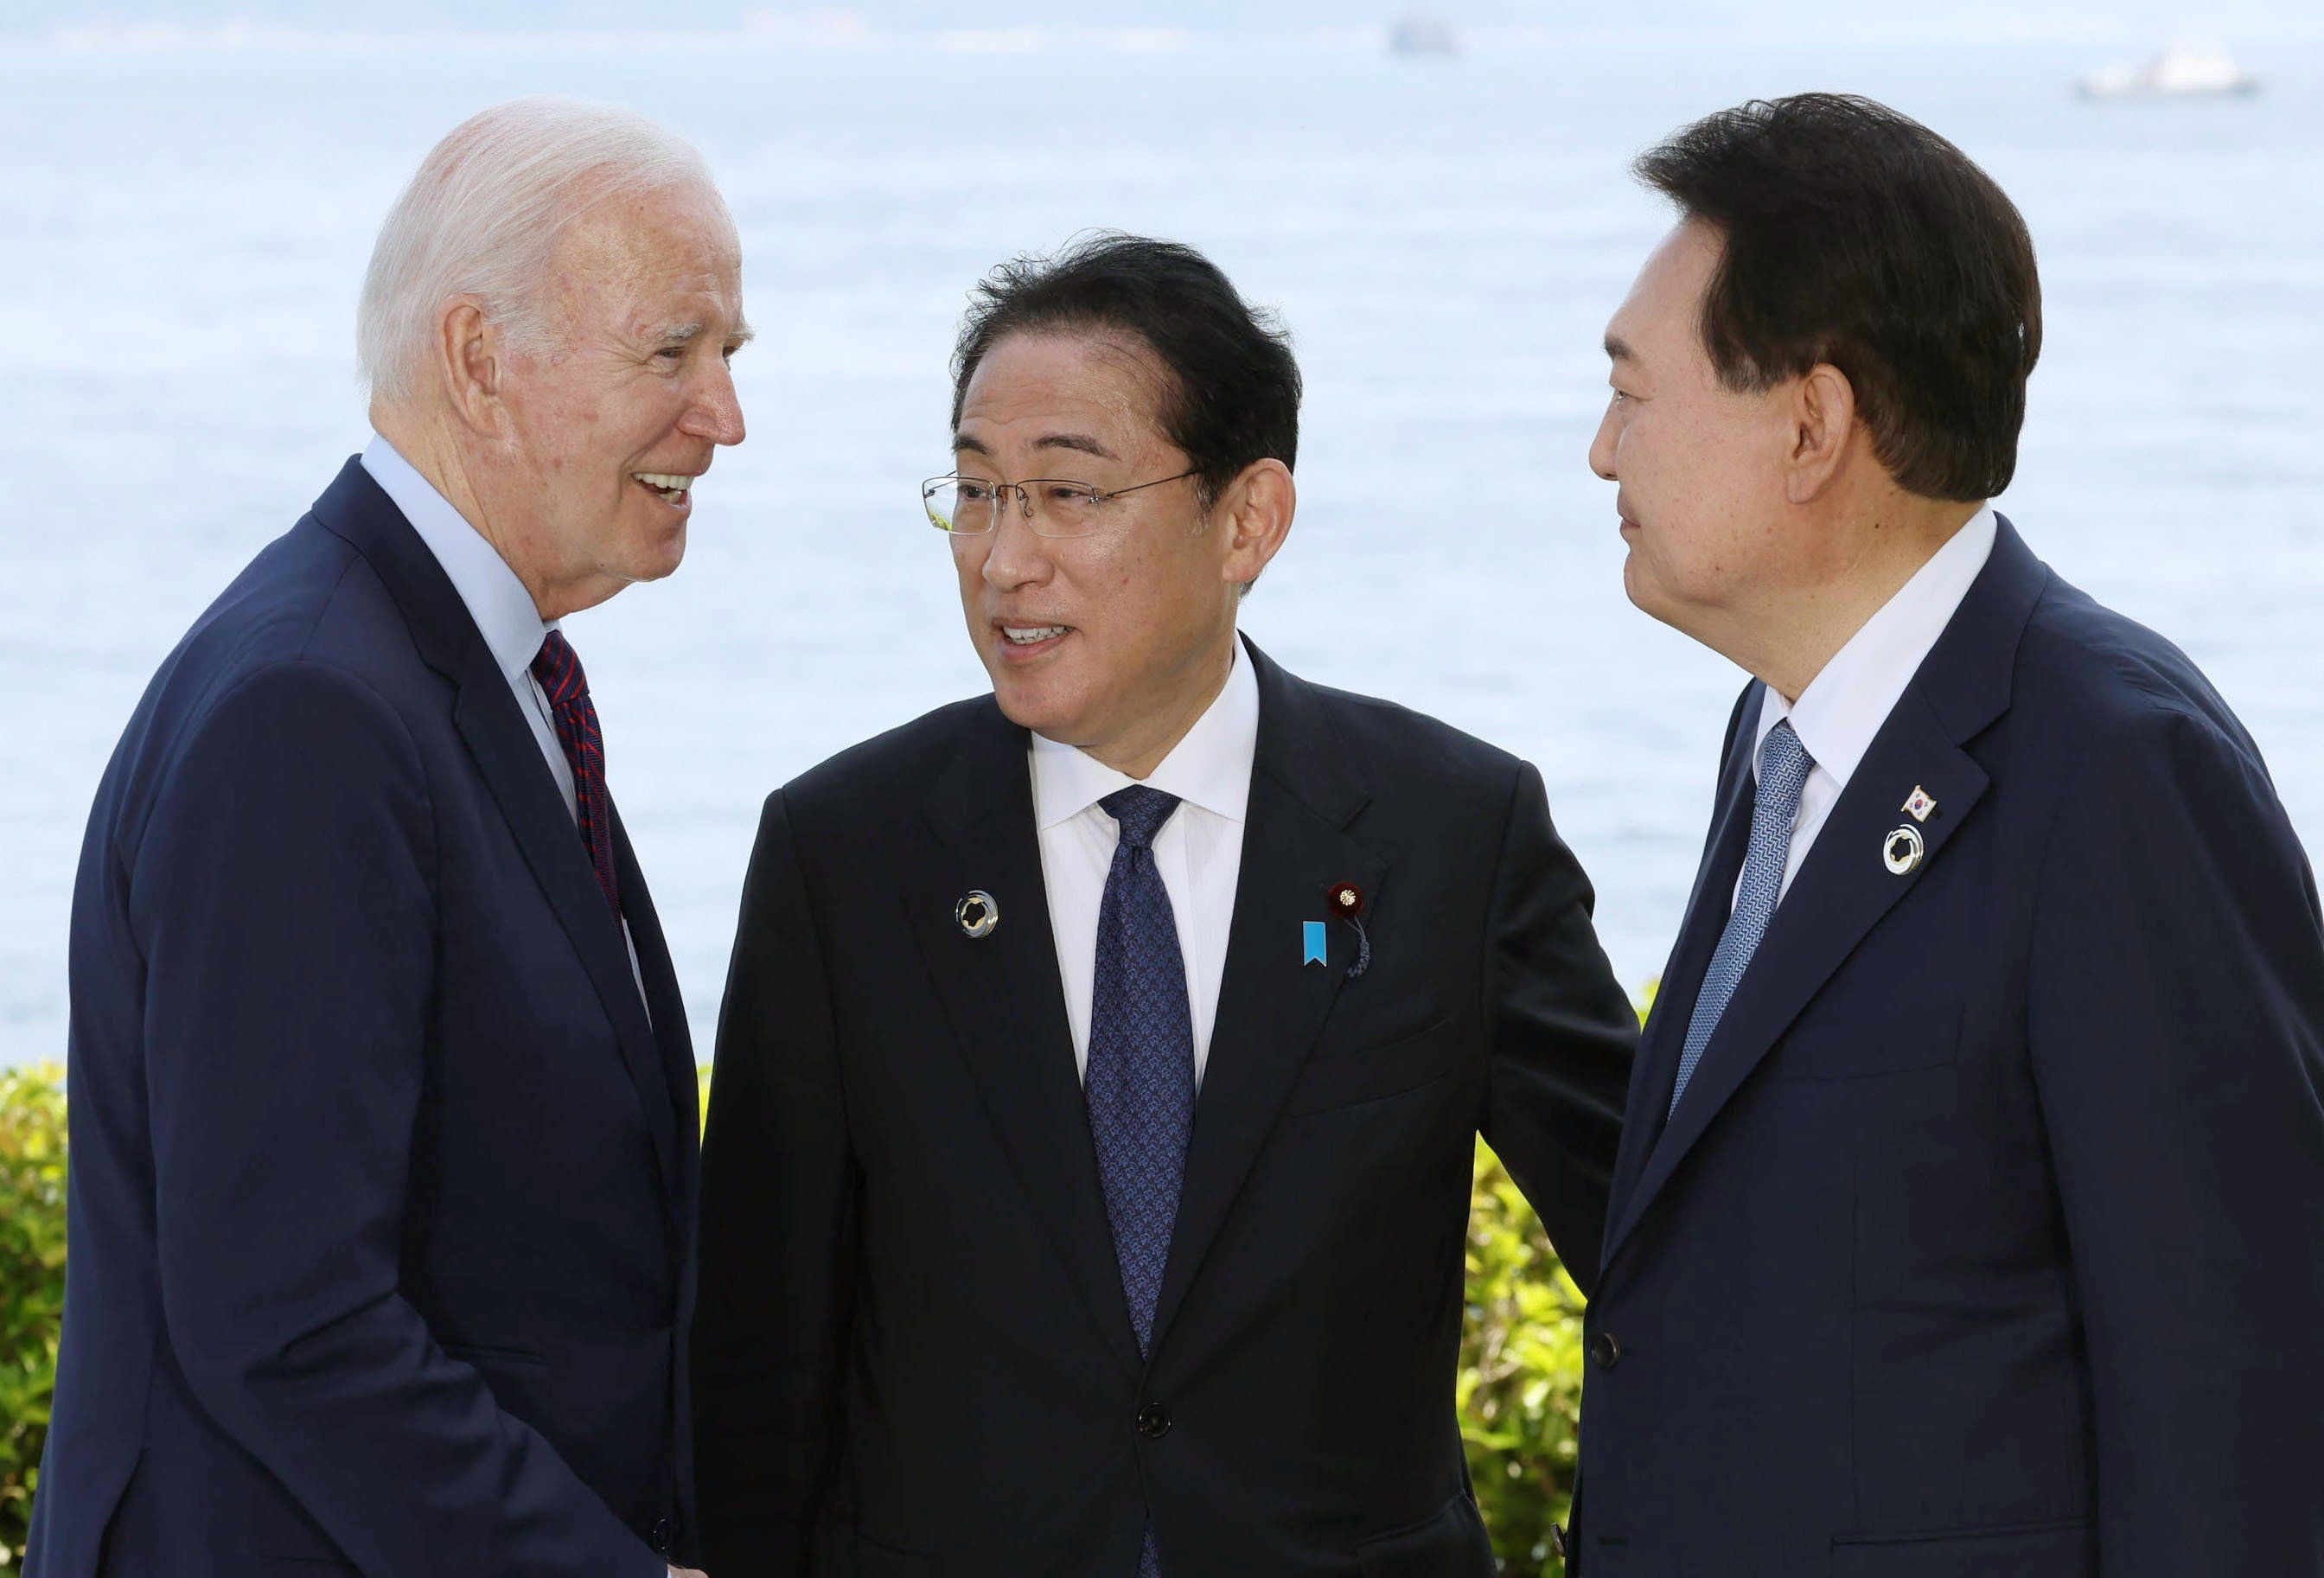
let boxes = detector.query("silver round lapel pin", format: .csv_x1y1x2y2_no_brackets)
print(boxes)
955,890,1000,939
1882,825,1925,876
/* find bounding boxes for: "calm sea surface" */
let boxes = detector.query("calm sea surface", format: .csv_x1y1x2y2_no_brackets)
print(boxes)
4,30,2321,1064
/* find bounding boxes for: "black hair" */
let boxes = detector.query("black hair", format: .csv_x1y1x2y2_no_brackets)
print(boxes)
1638,93,2041,501
950,233,1300,508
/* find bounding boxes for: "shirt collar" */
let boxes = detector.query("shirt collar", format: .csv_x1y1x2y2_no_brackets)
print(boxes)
361,433,556,689
1754,504,1999,789
1030,638,1261,830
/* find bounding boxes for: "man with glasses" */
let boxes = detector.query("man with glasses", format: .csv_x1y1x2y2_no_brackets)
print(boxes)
693,233,1637,1575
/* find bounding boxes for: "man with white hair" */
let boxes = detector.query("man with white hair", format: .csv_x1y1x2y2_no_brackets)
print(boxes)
28,97,746,1578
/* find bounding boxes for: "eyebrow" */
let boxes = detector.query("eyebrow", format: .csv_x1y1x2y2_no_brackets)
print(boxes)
949,431,1120,463
653,320,757,348
1604,333,1638,364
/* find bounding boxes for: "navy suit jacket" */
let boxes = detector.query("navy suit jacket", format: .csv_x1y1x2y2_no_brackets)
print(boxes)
29,459,699,1577
1574,518,2324,1575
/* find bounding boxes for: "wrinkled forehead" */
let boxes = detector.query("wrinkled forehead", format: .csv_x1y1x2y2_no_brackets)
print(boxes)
552,182,743,307
956,330,1175,453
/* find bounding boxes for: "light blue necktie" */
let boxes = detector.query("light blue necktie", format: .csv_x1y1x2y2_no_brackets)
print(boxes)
1669,719,1814,1115
1085,785,1193,1578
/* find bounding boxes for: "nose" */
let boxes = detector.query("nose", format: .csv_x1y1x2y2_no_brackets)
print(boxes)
978,496,1054,594
681,358,747,448
1588,401,1619,482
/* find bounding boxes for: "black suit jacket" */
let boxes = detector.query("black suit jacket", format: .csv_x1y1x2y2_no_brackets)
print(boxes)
694,639,1636,1577
1574,519,2324,1576
29,459,698,1577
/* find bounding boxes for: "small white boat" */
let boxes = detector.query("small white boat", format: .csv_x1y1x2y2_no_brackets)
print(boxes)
1389,16,1459,56
2078,42,2259,99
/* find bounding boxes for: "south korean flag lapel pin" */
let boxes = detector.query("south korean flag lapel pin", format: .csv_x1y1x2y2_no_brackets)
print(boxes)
1884,785,1938,876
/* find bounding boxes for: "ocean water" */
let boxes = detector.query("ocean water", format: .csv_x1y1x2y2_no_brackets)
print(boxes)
4,29,2321,1064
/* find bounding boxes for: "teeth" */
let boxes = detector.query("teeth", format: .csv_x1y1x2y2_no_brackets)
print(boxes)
633,472,696,491
1003,625,1069,644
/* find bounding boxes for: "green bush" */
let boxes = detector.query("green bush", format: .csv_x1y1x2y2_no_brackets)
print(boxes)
1461,981,1651,1575
1463,1140,1587,1575
0,1065,67,1572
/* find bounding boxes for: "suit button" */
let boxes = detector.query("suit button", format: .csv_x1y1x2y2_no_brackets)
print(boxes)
1136,1402,1172,1439
648,1517,673,1556
1587,1332,1623,1369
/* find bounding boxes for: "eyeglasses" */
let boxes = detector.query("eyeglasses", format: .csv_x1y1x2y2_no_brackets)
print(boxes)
920,470,1200,537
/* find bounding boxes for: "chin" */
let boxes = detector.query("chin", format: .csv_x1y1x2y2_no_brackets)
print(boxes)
1620,553,1672,620
1619,550,1649,610
629,527,688,585
988,665,1083,741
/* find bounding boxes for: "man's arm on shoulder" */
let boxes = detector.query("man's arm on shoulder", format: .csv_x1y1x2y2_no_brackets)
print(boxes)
1478,760,1638,1296
2029,704,2324,1574
133,660,662,1578
694,788,855,1577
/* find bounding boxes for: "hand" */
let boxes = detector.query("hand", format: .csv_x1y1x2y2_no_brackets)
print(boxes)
670,1568,709,1577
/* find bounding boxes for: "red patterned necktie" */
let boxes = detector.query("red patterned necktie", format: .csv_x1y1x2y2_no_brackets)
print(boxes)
530,629,621,916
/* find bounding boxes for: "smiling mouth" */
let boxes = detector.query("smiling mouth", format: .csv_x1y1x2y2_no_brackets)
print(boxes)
996,623,1074,655
633,471,698,508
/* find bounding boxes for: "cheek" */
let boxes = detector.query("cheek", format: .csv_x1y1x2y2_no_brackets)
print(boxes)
951,540,988,600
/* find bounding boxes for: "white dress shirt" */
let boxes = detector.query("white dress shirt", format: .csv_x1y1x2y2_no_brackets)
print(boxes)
1742,505,1999,905
1031,642,1259,1091
361,435,578,821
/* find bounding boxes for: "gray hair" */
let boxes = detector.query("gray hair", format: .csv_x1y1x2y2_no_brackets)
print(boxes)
358,96,724,401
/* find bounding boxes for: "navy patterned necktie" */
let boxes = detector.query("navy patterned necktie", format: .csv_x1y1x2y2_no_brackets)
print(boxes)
1085,785,1193,1578
1669,719,1813,1115
529,630,620,917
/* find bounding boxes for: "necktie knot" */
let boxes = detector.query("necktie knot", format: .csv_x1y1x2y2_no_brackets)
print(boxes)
530,629,590,709
1101,785,1181,851
1756,718,1814,807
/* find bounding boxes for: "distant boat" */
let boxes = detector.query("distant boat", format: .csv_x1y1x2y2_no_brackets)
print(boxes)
1389,16,1459,56
2078,42,2259,99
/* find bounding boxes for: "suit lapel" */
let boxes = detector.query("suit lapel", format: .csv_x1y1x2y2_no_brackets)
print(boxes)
1604,700,1757,1251
1600,517,2050,1271
613,803,698,1208
1147,642,1385,1354
309,457,682,1215
905,700,1146,1373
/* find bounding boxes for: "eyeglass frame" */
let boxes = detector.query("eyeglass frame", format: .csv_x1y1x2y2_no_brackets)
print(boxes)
919,468,1203,537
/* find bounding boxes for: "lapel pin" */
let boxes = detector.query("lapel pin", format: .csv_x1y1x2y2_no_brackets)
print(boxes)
955,890,999,939
1301,921,1328,967
1882,826,1925,876
1326,880,1372,981
1903,785,1938,823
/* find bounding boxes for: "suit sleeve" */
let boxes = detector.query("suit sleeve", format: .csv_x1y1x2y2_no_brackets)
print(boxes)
1478,760,1639,1298
693,789,855,1577
131,661,663,1578
2028,706,2324,1575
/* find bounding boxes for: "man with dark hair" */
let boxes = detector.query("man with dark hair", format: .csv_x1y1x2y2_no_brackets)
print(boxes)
693,232,1638,1575
1576,93,2324,1575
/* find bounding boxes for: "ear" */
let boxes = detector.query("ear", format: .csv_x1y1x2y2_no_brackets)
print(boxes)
436,296,507,436
1784,362,1855,505
1214,458,1296,586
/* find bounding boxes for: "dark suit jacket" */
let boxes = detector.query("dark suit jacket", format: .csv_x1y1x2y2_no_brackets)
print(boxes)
29,458,700,1577
693,639,1637,1577
1574,518,2324,1576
